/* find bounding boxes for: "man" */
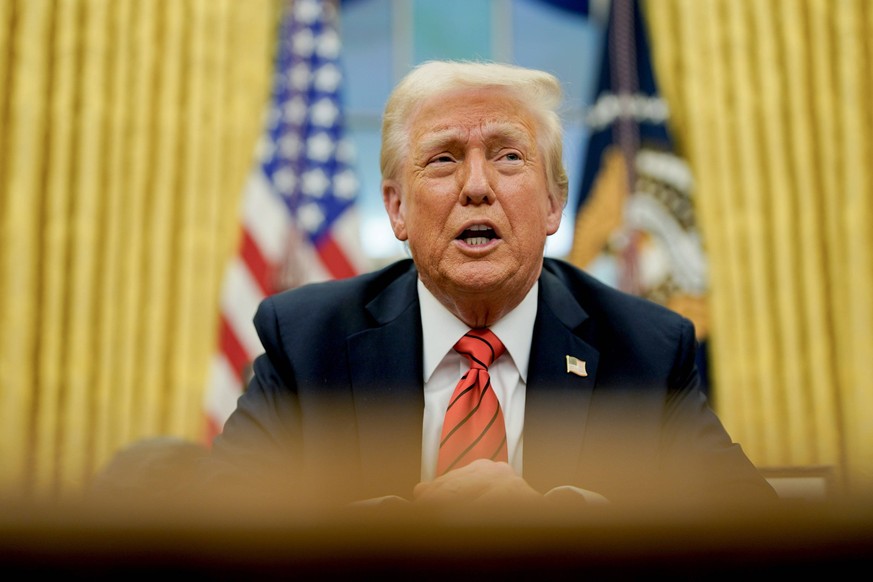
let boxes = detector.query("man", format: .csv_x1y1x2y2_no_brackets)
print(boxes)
204,60,776,511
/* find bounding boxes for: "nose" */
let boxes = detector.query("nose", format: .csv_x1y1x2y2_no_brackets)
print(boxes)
458,152,494,205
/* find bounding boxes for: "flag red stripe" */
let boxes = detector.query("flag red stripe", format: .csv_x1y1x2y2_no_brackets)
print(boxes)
219,315,249,381
241,227,275,296
316,234,357,280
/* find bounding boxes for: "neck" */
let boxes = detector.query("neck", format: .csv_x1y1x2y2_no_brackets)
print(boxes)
424,281,534,329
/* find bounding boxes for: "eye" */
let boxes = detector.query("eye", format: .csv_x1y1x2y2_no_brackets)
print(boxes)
428,153,455,165
499,150,524,163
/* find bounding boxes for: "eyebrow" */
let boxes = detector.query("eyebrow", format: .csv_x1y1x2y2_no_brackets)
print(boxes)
416,128,466,155
416,121,535,155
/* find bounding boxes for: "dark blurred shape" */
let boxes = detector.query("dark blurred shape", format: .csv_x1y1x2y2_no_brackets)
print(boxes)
87,436,209,506
2,493,873,578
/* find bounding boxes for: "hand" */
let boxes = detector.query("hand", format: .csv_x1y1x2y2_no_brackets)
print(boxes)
412,459,543,508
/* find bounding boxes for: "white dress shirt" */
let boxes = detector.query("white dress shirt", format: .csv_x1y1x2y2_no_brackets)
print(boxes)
418,278,537,482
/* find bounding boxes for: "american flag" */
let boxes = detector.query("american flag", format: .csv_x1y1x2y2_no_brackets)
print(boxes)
203,0,366,441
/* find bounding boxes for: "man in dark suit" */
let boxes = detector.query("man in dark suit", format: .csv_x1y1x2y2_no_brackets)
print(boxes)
205,60,776,510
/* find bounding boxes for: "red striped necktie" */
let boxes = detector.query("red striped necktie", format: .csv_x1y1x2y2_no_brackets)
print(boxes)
436,328,508,476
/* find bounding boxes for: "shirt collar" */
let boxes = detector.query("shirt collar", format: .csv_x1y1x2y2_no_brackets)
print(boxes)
418,278,538,383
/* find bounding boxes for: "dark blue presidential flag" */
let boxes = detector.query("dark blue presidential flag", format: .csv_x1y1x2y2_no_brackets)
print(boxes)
568,0,711,393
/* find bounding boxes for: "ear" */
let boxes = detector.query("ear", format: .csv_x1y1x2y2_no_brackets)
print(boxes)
382,179,408,241
545,191,563,236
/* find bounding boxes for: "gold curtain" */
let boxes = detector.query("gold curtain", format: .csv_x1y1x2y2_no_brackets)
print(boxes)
645,0,873,495
0,0,278,499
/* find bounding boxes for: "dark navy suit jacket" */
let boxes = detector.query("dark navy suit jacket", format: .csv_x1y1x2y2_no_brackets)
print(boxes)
208,258,776,507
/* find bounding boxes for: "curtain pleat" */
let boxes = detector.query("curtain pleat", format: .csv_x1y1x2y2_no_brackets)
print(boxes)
834,0,873,487
156,0,192,437
91,0,128,479
58,0,110,496
775,0,836,466
169,0,225,440
34,0,76,497
1,0,53,498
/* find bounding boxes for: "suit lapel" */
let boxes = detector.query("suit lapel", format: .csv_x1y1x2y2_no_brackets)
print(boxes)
524,267,600,492
347,266,424,498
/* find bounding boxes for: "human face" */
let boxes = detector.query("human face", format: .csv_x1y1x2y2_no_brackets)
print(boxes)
382,86,563,322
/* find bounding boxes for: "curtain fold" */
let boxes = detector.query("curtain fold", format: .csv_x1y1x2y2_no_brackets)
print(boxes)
646,0,873,494
0,0,276,498
1,0,53,498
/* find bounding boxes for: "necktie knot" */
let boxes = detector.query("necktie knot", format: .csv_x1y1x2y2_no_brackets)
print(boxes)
454,328,505,370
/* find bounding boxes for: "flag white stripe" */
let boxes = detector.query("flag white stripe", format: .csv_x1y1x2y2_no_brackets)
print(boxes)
329,207,368,270
243,170,293,265
220,258,266,357
205,354,247,426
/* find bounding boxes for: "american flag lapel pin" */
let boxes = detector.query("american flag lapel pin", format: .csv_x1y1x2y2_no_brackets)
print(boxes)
566,355,588,377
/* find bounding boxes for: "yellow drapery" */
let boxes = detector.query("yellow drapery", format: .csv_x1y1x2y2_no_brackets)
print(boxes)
0,0,277,498
646,0,873,495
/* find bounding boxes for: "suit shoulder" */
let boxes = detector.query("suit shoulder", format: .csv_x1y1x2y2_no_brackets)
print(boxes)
256,259,416,327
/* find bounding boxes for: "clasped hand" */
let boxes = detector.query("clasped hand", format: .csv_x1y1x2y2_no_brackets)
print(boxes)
413,459,543,508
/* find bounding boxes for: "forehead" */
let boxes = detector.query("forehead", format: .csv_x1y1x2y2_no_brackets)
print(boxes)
408,86,538,145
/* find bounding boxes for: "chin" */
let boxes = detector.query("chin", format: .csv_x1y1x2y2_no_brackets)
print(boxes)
447,263,519,294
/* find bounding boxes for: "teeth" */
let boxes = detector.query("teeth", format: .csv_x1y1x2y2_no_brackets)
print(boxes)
460,224,494,246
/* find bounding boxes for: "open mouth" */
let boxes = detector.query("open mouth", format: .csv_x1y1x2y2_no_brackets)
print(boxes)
458,224,497,246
